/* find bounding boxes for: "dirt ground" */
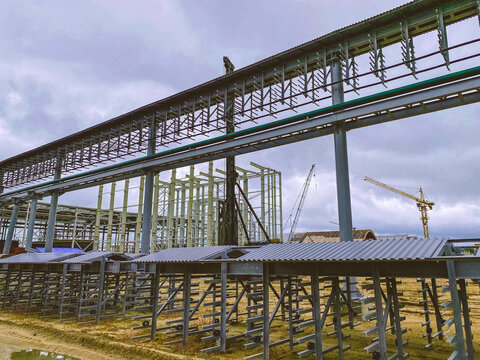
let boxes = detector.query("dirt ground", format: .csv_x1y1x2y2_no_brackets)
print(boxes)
0,278,478,360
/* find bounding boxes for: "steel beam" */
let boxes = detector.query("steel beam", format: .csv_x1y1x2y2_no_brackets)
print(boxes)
2,71,480,201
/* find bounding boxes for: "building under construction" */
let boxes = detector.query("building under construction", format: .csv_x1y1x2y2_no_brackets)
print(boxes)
0,162,282,252
1,0,480,359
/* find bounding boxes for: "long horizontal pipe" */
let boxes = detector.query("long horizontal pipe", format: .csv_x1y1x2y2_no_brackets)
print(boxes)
2,66,480,202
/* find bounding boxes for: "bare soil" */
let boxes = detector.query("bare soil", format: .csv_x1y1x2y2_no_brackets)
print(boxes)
0,278,479,359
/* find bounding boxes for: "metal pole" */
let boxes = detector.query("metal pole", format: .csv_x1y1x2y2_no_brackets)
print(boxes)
151,174,160,252
45,155,62,252
94,184,104,250
135,176,145,253
120,179,129,252
331,57,353,243
207,162,214,246
312,264,323,359
140,117,157,254
223,57,238,246
262,263,270,360
187,165,194,247
106,182,116,251
167,170,176,248
220,262,227,351
3,202,19,254
447,260,467,358
25,197,38,251
71,207,78,248
95,256,106,325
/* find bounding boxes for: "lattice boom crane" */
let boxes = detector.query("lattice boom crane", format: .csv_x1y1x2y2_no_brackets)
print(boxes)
364,176,434,238
287,164,316,243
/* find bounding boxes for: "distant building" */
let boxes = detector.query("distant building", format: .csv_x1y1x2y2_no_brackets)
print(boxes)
290,230,376,243
376,234,420,241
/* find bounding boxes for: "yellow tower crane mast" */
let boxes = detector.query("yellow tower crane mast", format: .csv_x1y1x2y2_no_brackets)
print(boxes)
364,176,435,238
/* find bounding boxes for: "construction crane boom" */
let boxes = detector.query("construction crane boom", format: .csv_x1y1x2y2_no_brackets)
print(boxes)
364,176,434,238
364,176,434,206
288,164,316,242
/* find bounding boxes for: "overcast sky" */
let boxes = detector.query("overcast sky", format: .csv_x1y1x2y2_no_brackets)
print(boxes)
1,0,479,239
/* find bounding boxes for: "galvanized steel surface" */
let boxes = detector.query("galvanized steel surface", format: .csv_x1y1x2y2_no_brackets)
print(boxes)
0,252,79,264
134,246,233,263
236,238,448,262
61,251,130,264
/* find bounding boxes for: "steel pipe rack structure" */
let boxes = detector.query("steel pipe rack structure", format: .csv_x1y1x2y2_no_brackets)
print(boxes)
0,239,479,359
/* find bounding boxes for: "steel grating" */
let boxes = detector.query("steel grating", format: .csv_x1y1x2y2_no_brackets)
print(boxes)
133,246,233,263
235,238,448,262
0,252,79,264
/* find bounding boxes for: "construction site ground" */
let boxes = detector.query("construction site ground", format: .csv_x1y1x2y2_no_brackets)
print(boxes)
0,278,479,360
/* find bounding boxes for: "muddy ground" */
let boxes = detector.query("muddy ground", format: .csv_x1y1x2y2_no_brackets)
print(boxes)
0,278,479,359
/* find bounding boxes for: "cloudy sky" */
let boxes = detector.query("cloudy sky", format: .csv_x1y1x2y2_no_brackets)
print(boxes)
1,0,479,239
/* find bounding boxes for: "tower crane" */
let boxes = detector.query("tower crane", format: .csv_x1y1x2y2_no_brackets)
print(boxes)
286,164,316,243
364,176,434,238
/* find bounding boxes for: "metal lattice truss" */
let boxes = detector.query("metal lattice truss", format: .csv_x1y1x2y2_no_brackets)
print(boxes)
1,0,479,190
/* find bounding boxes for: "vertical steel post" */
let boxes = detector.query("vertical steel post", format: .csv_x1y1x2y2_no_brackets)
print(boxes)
373,267,387,360
135,176,145,253
151,174,160,251
262,263,270,360
183,266,191,343
106,182,116,251
94,184,104,250
187,165,194,247
45,155,62,252
3,202,19,254
458,279,474,360
220,262,227,351
331,58,353,243
150,264,161,339
167,170,176,248
278,172,283,242
120,179,129,252
95,256,106,324
180,183,186,246
25,196,38,251
22,202,30,246
223,57,238,246
140,116,157,254
447,260,467,358
312,264,323,359
71,207,78,248
207,162,214,246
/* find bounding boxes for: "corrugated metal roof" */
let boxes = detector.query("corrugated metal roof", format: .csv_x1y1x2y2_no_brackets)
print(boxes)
61,251,131,264
133,246,233,263
236,238,448,262
0,252,79,264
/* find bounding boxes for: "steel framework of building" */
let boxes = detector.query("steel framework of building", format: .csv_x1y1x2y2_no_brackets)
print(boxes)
0,2,480,359
0,238,479,360
0,162,282,252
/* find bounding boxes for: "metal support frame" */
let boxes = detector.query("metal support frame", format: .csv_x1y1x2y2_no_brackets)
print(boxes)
331,57,353,243
3,202,19,254
45,155,62,252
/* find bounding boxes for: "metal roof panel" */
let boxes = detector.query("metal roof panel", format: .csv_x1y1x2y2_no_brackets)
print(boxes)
133,246,233,263
235,238,448,262
0,252,79,264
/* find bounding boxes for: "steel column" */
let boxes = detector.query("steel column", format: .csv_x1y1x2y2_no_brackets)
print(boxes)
24,196,38,251
447,260,467,359
45,156,62,252
331,58,353,243
3,202,19,254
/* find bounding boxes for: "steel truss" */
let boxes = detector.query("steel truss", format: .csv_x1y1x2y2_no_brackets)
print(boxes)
1,0,479,191
2,67,479,202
